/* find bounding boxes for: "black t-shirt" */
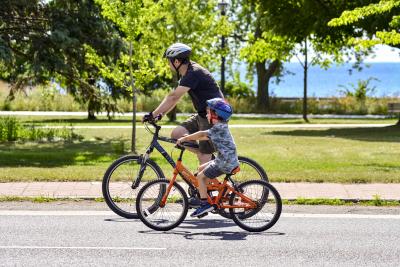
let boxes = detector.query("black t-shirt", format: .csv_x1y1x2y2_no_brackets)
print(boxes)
179,61,223,117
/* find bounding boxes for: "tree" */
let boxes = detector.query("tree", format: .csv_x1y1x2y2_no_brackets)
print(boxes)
232,1,293,112
0,0,124,119
258,0,372,121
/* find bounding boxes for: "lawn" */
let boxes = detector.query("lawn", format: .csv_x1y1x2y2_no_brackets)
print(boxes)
10,115,399,126
1,123,399,183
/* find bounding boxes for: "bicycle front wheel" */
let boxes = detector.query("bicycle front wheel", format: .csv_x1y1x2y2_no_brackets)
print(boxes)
102,155,165,219
229,180,282,232
136,180,188,231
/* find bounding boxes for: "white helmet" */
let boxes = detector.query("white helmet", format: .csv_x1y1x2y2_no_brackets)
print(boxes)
163,43,192,59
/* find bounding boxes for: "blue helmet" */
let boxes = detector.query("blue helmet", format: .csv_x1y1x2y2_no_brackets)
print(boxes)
206,98,233,121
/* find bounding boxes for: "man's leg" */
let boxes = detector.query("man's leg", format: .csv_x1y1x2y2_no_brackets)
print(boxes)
171,126,212,164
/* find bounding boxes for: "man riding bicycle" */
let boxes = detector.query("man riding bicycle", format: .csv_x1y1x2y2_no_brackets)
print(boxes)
142,43,224,163
142,43,224,206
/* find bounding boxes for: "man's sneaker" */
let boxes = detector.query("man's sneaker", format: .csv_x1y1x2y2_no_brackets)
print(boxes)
188,196,201,208
190,202,214,217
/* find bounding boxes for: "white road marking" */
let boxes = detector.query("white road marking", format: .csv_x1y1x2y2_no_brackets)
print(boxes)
281,213,400,219
0,245,166,250
0,210,399,219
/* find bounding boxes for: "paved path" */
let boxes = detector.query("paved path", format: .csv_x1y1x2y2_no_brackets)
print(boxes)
0,111,390,119
1,182,399,200
39,124,393,129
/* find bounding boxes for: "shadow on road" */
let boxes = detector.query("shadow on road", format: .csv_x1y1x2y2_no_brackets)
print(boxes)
104,218,138,222
139,228,285,241
138,219,285,241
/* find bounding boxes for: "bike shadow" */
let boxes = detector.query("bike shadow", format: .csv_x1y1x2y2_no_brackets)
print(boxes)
139,228,285,241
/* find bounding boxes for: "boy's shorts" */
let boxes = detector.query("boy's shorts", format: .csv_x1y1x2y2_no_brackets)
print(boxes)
180,114,215,154
203,160,225,179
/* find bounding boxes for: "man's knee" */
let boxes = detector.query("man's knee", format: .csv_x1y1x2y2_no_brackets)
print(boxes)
171,126,189,139
197,153,212,165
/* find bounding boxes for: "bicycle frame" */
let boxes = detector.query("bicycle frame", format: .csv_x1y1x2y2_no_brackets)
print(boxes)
137,122,198,191
142,122,257,210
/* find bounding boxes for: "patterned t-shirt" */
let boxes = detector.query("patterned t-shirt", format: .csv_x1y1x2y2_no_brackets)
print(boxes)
206,122,239,173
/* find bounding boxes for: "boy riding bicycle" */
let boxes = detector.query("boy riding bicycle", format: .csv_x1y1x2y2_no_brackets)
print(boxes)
177,98,239,217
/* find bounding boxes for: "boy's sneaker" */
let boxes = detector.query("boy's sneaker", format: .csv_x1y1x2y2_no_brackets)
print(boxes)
188,196,201,208
190,202,214,217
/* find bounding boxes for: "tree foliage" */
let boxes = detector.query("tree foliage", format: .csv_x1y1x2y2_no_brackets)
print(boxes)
0,0,124,119
95,0,227,94
329,0,400,48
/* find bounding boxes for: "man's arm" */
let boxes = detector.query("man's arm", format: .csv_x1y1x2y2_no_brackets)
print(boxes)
177,130,209,144
152,86,189,117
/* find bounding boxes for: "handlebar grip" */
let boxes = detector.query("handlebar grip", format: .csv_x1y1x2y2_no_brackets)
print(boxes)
169,138,199,149
181,142,199,149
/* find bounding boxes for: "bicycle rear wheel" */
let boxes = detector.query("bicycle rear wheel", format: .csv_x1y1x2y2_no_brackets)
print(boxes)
102,155,165,219
229,180,282,232
217,156,268,219
136,180,188,231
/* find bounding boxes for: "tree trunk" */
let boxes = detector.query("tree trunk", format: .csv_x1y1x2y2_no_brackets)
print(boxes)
265,60,280,112
167,73,178,122
129,41,137,154
256,61,268,112
87,99,96,120
303,39,309,123
256,60,280,112
167,106,177,122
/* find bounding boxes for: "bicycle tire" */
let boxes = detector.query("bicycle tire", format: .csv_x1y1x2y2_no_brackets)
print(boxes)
217,156,269,219
136,179,188,231
229,180,282,232
102,154,165,219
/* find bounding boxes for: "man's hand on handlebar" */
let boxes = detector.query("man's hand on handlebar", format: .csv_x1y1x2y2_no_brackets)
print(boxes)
142,111,163,123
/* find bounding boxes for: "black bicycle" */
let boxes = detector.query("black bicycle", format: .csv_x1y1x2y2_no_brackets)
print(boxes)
102,119,269,219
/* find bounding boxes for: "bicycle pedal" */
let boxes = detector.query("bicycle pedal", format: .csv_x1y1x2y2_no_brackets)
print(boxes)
196,212,208,218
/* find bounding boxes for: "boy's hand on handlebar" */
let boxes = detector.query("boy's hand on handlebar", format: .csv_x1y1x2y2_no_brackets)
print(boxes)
176,137,186,145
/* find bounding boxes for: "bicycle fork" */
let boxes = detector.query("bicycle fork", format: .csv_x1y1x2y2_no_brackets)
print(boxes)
131,153,150,189
159,169,179,207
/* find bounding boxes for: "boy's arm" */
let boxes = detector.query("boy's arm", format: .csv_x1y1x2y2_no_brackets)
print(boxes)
177,130,209,144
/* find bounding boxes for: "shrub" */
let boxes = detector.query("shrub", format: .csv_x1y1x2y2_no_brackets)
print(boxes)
0,117,82,142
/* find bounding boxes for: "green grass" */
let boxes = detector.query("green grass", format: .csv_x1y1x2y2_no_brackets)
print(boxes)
0,124,399,183
283,197,400,206
0,196,78,203
1,196,398,206
4,115,398,126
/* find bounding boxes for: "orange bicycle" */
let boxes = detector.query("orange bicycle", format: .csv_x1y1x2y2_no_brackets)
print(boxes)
136,126,282,232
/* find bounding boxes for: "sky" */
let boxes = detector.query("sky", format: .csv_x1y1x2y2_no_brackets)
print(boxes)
363,45,400,62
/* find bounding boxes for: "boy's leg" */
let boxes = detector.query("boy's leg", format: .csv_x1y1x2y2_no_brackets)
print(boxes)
196,171,209,199
190,163,224,217
188,162,210,208
190,171,214,217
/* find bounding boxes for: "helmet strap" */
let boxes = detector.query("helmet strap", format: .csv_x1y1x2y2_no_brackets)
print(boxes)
170,58,184,77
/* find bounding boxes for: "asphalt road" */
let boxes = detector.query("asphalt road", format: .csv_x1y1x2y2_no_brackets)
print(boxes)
1,203,399,266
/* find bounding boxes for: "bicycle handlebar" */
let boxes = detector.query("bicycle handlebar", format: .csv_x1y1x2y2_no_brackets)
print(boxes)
144,121,200,149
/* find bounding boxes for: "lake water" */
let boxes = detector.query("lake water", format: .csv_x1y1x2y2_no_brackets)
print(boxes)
246,62,400,97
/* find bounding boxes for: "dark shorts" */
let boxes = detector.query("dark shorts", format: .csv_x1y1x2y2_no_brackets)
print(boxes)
203,160,224,179
180,114,215,154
